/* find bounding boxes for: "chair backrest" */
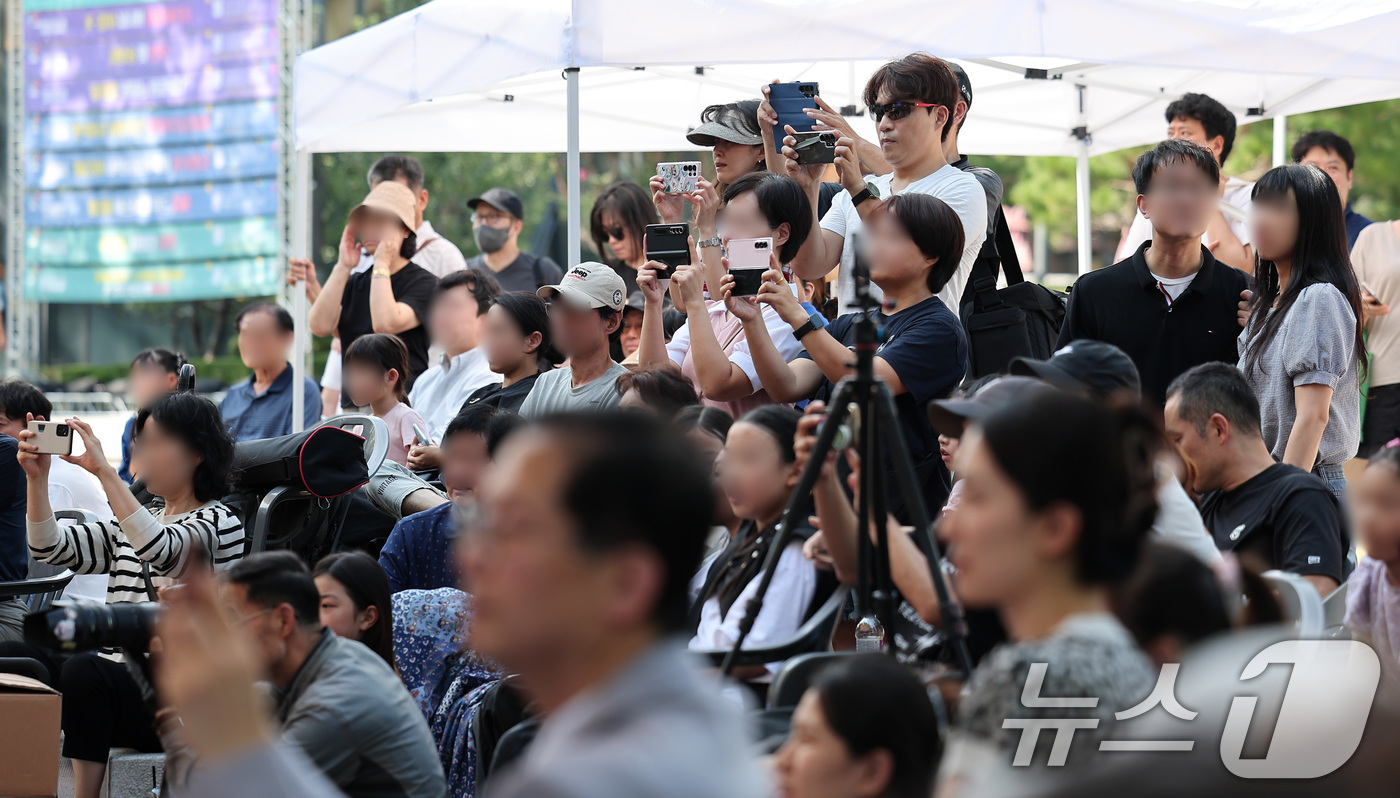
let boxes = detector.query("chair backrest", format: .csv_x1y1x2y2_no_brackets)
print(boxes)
767,651,854,709
316,414,390,475
1322,579,1349,638
0,570,74,604
245,485,339,560
1262,570,1325,638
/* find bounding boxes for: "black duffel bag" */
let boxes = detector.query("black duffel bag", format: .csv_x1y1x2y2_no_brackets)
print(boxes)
234,425,369,499
959,207,1067,378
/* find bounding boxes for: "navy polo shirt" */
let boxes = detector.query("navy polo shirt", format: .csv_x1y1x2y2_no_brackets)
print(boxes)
219,363,321,443
1345,204,1374,251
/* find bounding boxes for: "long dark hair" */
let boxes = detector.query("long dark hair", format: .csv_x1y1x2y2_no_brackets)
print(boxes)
1243,164,1366,379
492,291,561,368
589,181,657,267
808,655,943,798
343,333,412,405
313,551,395,669
979,391,1159,584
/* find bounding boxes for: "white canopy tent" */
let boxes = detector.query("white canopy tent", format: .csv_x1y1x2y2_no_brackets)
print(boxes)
289,0,1400,423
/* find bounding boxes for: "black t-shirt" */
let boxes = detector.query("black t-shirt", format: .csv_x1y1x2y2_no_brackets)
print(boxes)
1199,463,1349,583
459,374,541,415
800,295,968,515
466,252,563,294
337,262,438,380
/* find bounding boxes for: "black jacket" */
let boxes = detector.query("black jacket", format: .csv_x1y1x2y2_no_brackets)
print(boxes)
1058,243,1250,405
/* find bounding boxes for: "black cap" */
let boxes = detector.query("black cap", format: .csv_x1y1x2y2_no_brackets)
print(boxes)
1009,341,1141,401
927,376,1048,438
948,62,973,108
625,291,647,313
467,187,524,220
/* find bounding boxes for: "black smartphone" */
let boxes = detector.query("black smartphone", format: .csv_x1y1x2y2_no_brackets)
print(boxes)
644,223,690,272
793,131,837,165
769,81,820,145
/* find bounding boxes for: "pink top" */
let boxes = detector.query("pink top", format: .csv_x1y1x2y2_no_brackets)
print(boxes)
380,401,429,467
680,310,775,419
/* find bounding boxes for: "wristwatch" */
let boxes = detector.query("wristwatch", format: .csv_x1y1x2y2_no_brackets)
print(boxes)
696,236,723,249
851,181,882,208
792,313,827,341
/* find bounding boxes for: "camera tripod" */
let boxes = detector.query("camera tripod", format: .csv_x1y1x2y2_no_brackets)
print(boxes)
719,255,974,678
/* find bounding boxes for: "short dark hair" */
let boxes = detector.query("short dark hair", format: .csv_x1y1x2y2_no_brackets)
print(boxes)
343,333,413,405
615,367,699,419
1117,542,1230,653
979,392,1159,584
492,291,562,366
1164,93,1237,165
722,172,814,262
0,380,51,423
443,403,521,456
672,404,732,445
1165,362,1262,438
312,551,395,668
1132,138,1221,195
225,551,321,628
873,193,965,294
134,392,235,502
531,412,715,633
368,154,425,193
1291,129,1357,172
435,268,502,317
735,404,802,464
131,348,184,374
235,302,294,334
811,655,943,798
864,53,960,143
589,181,657,268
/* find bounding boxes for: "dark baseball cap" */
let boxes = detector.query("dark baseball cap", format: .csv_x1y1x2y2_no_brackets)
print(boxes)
948,62,973,108
927,376,1048,438
1009,341,1142,400
625,290,647,313
467,187,524,220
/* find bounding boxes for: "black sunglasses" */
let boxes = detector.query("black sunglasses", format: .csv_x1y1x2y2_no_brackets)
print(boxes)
870,101,940,123
605,226,626,241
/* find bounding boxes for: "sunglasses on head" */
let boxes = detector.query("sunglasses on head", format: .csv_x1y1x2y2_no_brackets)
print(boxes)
870,101,940,123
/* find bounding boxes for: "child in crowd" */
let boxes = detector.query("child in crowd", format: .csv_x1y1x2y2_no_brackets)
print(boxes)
1346,443,1400,671
343,333,428,467
689,405,819,679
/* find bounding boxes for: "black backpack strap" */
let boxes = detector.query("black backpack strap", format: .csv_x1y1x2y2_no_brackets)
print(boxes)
526,253,544,289
994,207,1024,287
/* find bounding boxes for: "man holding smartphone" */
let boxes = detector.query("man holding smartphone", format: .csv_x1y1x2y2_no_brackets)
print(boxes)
782,53,987,316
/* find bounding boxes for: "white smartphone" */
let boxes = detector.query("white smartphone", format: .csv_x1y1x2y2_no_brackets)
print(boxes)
656,161,702,194
27,420,73,456
412,423,434,447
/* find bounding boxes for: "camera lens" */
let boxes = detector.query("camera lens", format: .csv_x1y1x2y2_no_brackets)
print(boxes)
57,425,69,437
756,241,769,249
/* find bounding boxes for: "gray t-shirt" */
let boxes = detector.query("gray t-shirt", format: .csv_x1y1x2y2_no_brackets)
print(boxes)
519,361,628,418
1238,282,1361,467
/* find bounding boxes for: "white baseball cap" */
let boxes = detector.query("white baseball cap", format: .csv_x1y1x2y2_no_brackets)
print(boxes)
537,262,627,311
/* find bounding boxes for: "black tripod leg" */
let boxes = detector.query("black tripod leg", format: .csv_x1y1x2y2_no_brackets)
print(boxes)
859,387,896,651
871,383,975,677
718,380,859,678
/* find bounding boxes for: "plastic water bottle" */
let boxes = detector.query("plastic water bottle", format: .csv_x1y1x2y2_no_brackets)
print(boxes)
854,614,885,652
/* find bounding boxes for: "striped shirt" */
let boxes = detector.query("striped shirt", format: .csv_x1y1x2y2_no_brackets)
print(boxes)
28,501,244,604
1238,282,1361,468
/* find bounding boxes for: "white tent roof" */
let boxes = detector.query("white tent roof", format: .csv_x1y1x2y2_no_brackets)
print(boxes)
295,0,1400,156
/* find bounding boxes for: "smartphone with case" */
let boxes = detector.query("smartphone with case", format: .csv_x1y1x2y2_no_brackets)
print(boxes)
28,420,73,457
728,238,773,297
793,131,837,165
644,223,691,273
768,81,820,146
656,161,702,194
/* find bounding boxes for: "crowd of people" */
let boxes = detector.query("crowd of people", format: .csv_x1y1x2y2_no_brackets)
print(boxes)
0,50,1397,798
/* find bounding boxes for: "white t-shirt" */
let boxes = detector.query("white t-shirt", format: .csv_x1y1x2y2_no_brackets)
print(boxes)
1152,473,1222,567
688,540,816,674
821,166,988,315
1151,271,1197,305
1117,176,1254,261
665,302,805,391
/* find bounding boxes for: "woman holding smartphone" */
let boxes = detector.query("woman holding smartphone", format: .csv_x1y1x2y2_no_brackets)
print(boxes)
5,391,241,798
1239,163,1366,498
636,172,812,418
738,193,969,515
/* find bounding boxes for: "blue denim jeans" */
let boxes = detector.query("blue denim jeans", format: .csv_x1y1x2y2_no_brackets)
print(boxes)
1312,463,1347,501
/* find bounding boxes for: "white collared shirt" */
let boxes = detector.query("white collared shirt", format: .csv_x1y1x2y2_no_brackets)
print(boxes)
408,347,498,440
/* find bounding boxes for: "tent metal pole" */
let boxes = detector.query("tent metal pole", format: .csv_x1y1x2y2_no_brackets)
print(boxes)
566,68,582,267
1272,115,1288,166
1074,85,1092,275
